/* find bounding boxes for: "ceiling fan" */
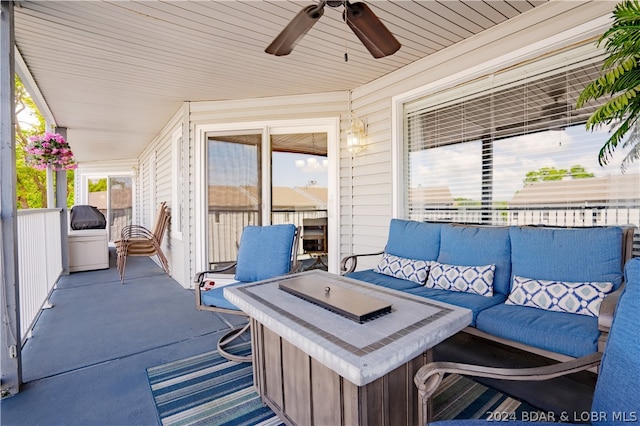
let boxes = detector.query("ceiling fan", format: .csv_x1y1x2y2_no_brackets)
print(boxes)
265,0,401,59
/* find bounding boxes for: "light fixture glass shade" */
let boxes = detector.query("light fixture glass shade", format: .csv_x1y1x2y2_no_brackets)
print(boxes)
347,118,367,154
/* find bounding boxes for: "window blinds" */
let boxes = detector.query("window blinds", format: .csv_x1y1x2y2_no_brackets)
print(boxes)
403,44,640,230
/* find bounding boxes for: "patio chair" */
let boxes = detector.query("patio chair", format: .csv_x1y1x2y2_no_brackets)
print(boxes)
116,202,170,284
194,224,301,362
414,257,640,426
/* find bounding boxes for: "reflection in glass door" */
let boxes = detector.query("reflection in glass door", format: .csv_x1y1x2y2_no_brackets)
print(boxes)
108,176,132,242
207,133,261,266
87,176,132,242
271,133,328,269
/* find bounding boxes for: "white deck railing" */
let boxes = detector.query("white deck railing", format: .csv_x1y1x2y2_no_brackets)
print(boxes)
17,208,62,341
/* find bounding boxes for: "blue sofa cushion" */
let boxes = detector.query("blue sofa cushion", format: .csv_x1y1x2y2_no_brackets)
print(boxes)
437,224,511,296
405,286,506,326
346,269,505,326
510,226,624,290
475,303,599,357
385,219,442,261
426,261,495,297
346,269,423,292
506,275,613,317
374,253,430,284
591,258,640,420
200,281,248,311
235,224,296,282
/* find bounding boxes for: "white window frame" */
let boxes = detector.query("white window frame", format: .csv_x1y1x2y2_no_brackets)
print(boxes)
171,128,183,240
193,117,340,274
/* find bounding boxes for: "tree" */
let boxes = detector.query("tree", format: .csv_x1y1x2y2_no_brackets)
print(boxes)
524,165,594,183
15,76,74,208
576,0,640,172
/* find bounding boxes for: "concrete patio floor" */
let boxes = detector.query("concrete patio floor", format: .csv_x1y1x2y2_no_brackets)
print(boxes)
1,250,245,426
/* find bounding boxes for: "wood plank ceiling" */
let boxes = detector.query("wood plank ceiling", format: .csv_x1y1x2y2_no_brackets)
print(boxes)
13,1,547,162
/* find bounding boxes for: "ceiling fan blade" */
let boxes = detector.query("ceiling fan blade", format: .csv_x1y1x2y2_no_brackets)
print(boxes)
265,4,325,56
345,2,400,59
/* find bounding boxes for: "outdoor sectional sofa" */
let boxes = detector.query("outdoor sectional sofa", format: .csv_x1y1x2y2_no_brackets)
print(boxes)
341,219,635,361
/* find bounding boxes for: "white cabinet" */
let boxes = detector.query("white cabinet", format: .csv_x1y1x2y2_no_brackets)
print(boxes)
68,229,109,272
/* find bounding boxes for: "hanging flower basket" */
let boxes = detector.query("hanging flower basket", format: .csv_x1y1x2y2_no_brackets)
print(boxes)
25,132,77,171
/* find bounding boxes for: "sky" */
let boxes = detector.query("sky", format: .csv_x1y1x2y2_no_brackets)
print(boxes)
410,125,640,202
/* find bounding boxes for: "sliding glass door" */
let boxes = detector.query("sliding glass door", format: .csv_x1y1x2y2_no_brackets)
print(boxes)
270,132,328,263
202,119,337,272
206,132,261,266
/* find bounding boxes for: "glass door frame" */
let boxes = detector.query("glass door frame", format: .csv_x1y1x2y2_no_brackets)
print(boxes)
194,117,340,274
77,170,137,242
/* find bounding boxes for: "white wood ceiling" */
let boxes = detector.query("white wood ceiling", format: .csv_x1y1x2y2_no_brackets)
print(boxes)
13,0,547,162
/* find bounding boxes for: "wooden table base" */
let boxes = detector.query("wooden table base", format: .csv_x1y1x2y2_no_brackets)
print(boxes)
252,319,432,426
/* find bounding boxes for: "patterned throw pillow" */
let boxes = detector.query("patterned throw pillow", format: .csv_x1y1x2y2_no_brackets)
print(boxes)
374,253,430,284
426,262,495,297
506,275,613,317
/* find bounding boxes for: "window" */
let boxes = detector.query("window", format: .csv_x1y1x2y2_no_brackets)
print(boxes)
403,45,640,230
172,129,184,239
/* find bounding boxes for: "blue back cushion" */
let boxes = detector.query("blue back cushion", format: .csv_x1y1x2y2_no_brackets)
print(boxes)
235,224,296,282
385,219,442,261
510,226,625,290
592,258,640,421
437,224,512,296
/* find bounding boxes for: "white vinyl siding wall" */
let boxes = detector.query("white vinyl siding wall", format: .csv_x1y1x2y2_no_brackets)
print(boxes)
138,106,186,285
344,1,615,271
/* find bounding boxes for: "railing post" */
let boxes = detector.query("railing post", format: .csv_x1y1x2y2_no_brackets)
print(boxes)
1,0,23,396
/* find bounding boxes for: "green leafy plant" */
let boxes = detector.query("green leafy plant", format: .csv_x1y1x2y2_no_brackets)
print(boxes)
576,0,640,172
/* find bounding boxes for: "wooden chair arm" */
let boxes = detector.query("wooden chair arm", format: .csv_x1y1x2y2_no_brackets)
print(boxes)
414,352,602,425
340,251,384,274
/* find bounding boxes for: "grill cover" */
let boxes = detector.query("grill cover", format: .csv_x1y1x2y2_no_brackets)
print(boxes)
70,205,107,230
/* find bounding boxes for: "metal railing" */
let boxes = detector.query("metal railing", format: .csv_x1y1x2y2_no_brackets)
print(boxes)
207,209,328,264
16,209,62,341
410,204,640,256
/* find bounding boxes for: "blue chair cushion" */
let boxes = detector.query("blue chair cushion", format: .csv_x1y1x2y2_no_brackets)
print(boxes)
200,281,248,311
385,219,442,261
591,258,640,420
510,226,625,291
346,269,423,292
405,286,506,326
437,224,512,296
235,224,296,282
475,303,599,358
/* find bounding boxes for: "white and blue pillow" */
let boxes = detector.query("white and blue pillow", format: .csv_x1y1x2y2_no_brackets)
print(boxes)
426,262,495,297
506,275,613,317
374,253,430,284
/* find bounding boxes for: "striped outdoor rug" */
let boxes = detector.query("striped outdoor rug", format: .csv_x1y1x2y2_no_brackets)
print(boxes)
147,342,541,426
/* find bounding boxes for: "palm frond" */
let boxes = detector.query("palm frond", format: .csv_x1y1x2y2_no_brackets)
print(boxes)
577,57,639,107
621,140,640,172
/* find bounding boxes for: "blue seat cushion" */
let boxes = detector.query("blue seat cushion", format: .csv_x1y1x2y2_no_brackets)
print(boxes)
346,269,422,292
235,224,296,282
200,281,248,311
385,219,442,261
437,224,512,296
591,258,640,418
475,303,599,358
405,286,506,326
510,226,624,290
346,270,504,326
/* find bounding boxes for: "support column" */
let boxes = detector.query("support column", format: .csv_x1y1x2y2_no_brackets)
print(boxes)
55,127,69,275
1,1,23,396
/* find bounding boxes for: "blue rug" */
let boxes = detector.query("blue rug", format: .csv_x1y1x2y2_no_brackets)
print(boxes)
147,342,541,425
